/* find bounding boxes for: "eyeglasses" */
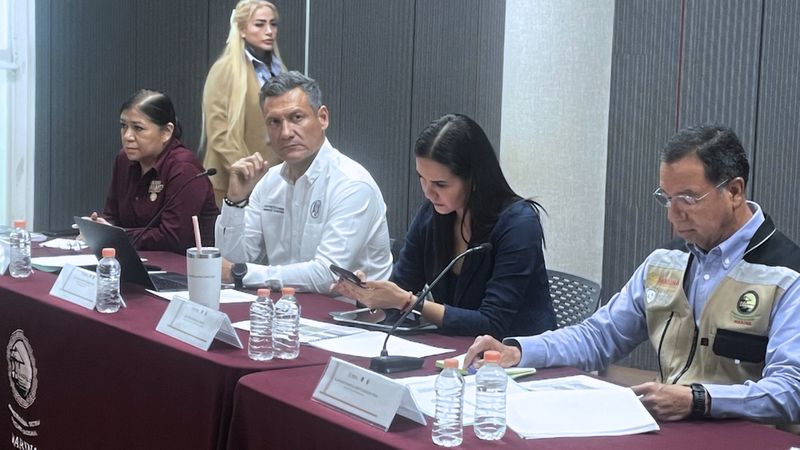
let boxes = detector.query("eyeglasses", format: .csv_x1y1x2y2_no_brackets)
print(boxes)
652,179,730,207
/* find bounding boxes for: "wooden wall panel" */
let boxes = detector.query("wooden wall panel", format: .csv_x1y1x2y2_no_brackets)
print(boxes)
35,0,138,230
309,0,415,240
752,0,800,242
33,0,506,249
678,0,762,185
408,0,505,225
604,0,682,369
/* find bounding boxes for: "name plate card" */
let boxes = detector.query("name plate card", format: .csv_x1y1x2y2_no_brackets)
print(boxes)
312,357,427,431
156,295,243,351
49,264,98,310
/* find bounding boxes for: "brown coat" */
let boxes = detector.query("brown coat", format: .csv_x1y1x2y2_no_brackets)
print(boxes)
201,55,280,205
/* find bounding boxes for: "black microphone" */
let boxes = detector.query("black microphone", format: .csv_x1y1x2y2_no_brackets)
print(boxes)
129,168,217,247
369,242,493,374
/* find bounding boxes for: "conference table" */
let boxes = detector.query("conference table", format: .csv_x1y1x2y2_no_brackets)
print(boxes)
226,365,800,450
0,249,352,450
3,249,799,449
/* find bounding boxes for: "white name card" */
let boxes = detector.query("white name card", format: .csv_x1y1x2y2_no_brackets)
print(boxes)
312,357,427,431
49,264,98,310
156,295,243,351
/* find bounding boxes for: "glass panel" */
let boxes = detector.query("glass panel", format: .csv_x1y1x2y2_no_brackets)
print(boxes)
0,0,8,51
0,69,8,225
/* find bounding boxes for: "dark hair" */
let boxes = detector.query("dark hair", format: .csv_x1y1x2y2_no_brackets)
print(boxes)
661,124,749,186
415,113,544,276
120,89,183,140
260,70,322,110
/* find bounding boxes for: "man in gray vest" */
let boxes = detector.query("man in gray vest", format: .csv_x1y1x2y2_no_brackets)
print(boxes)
465,124,800,425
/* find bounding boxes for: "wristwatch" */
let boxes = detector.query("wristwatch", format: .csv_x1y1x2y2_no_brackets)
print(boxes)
231,263,248,290
689,383,708,419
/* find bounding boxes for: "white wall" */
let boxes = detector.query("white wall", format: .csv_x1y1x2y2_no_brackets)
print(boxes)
500,0,615,283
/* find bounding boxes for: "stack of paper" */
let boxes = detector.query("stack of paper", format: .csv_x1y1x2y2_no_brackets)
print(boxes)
507,388,659,438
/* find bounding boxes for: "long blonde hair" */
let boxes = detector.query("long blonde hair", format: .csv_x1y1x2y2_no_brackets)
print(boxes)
203,0,286,154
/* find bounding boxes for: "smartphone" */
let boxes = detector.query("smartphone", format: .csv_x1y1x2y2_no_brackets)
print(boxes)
329,264,365,287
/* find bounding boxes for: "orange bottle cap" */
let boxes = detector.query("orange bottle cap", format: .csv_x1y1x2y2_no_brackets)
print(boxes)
257,288,270,297
282,287,295,295
13,219,26,228
443,358,459,369
102,248,116,258
484,350,501,363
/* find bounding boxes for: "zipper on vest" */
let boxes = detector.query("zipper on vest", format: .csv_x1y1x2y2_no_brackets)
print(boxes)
656,311,675,383
671,322,699,384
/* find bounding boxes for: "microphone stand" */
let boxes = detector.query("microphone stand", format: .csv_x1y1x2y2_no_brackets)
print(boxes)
129,168,216,248
369,243,492,374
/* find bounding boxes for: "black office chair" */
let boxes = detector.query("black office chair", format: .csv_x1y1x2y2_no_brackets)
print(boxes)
547,270,601,328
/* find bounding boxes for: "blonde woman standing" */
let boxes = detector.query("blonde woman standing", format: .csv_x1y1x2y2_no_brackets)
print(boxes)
202,0,286,206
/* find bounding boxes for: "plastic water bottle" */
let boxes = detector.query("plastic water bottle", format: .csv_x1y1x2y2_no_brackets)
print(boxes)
273,287,300,359
474,350,508,440
432,358,464,447
248,288,274,361
96,248,122,313
9,219,32,278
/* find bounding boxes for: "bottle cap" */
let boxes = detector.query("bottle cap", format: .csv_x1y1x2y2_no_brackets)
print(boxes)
281,287,295,296
443,358,458,369
257,288,270,297
484,350,501,363
102,248,116,258
13,219,26,229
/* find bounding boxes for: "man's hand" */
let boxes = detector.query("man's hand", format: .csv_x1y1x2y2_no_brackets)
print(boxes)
462,335,522,371
632,382,693,421
221,257,233,283
227,153,268,202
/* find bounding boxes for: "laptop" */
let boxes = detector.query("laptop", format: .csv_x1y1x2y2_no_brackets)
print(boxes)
74,216,188,291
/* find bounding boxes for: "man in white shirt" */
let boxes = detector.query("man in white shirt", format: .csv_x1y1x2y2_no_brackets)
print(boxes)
216,71,393,293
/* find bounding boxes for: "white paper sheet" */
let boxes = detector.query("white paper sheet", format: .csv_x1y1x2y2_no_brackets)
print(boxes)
517,374,628,392
31,254,98,271
507,388,659,439
308,330,453,358
233,317,365,344
147,288,256,304
400,373,529,425
40,238,87,250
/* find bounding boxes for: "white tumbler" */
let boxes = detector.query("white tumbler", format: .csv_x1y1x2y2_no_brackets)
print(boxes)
186,247,222,310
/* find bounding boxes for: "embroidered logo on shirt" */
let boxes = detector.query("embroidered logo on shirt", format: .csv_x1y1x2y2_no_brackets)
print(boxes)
310,200,322,219
148,180,164,202
736,291,758,315
263,205,285,214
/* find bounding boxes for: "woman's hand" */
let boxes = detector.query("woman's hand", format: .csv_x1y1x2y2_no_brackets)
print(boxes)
89,212,111,226
332,271,412,311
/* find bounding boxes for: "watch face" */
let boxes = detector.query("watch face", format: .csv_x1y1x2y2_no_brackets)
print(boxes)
232,263,248,278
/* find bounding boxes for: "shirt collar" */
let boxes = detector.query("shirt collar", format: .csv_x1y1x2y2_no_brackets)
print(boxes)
687,201,764,261
128,138,180,177
244,48,282,85
279,138,333,185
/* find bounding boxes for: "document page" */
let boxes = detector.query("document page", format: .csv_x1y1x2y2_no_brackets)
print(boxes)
308,330,453,358
233,317,365,344
507,388,659,439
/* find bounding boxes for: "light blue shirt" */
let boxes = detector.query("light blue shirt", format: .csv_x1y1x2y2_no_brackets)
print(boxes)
509,202,800,423
244,48,283,87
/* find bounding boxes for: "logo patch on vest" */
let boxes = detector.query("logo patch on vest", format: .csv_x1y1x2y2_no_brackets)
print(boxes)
736,291,759,315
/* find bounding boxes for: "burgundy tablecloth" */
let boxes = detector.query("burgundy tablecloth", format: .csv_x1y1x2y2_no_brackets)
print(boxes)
0,251,339,450
226,363,800,450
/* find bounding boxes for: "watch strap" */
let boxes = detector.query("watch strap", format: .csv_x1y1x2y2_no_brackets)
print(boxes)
690,383,707,419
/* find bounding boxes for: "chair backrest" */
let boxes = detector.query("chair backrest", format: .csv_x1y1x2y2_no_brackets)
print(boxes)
547,270,601,328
